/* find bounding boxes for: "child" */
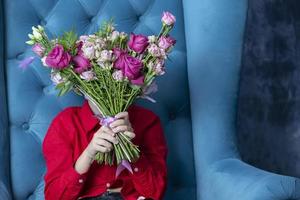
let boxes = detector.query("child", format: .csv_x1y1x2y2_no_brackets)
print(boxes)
42,99,167,200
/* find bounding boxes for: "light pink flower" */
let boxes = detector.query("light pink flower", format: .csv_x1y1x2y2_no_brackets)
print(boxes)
110,31,120,41
161,11,176,26
153,59,165,75
80,70,97,81
82,46,95,60
41,56,48,67
50,71,65,85
112,70,124,81
79,35,89,42
32,43,45,57
148,44,161,57
98,50,113,62
148,35,156,43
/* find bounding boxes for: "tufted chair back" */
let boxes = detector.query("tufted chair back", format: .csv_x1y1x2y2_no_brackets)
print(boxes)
0,0,196,199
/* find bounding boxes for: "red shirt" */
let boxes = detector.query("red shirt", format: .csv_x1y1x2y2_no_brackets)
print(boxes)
42,100,168,200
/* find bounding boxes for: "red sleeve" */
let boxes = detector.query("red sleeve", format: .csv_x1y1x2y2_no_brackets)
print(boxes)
123,114,168,200
42,118,88,200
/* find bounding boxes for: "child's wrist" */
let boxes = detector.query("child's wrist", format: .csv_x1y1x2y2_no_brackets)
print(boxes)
84,148,95,161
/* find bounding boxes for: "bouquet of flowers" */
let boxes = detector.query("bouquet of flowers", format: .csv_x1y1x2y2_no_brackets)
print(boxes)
22,12,176,170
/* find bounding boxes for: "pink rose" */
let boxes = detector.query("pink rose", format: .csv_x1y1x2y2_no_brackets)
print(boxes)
45,44,71,69
161,11,176,26
158,36,176,50
72,42,91,73
128,33,149,53
32,43,45,57
113,49,144,85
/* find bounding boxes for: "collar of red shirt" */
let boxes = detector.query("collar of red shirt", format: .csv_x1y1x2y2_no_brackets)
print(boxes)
79,100,100,133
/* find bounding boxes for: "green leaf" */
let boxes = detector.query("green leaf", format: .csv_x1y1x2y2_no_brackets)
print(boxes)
58,30,78,52
57,81,73,96
129,84,141,90
55,82,65,90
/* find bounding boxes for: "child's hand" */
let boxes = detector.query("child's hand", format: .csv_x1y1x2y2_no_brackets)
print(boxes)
87,125,118,156
109,111,135,140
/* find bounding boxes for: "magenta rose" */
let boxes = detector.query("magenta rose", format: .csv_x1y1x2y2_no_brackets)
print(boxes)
72,54,91,73
72,42,91,73
32,43,45,57
158,36,176,50
161,11,176,26
114,49,144,85
45,44,71,69
128,33,149,54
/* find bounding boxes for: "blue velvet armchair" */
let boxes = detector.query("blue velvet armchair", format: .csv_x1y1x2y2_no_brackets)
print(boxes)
184,0,300,199
1,0,300,200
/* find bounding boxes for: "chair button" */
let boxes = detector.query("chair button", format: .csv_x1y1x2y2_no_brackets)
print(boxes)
78,179,84,183
134,167,139,172
106,183,110,188
22,122,29,130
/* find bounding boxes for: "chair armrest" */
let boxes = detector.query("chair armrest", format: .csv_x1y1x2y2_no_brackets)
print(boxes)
203,158,300,200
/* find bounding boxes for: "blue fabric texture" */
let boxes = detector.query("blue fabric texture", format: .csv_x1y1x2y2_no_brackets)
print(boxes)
2,0,195,200
0,0,11,198
237,0,300,179
184,0,300,199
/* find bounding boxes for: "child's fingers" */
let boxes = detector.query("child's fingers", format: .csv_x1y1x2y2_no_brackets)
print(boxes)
98,125,115,136
111,125,131,133
123,131,135,139
115,112,129,120
98,132,118,144
96,139,113,149
109,119,126,128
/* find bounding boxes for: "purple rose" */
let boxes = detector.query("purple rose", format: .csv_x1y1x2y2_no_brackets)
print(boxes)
32,43,45,57
158,36,176,50
114,49,144,85
128,33,149,54
72,54,91,73
72,42,91,73
45,44,71,69
161,11,176,26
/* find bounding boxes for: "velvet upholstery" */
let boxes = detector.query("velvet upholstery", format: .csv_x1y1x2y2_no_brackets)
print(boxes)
237,0,300,179
0,0,11,198
184,0,300,199
1,0,195,199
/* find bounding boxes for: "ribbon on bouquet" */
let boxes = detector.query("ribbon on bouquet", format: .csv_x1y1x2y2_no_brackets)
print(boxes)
116,160,133,177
